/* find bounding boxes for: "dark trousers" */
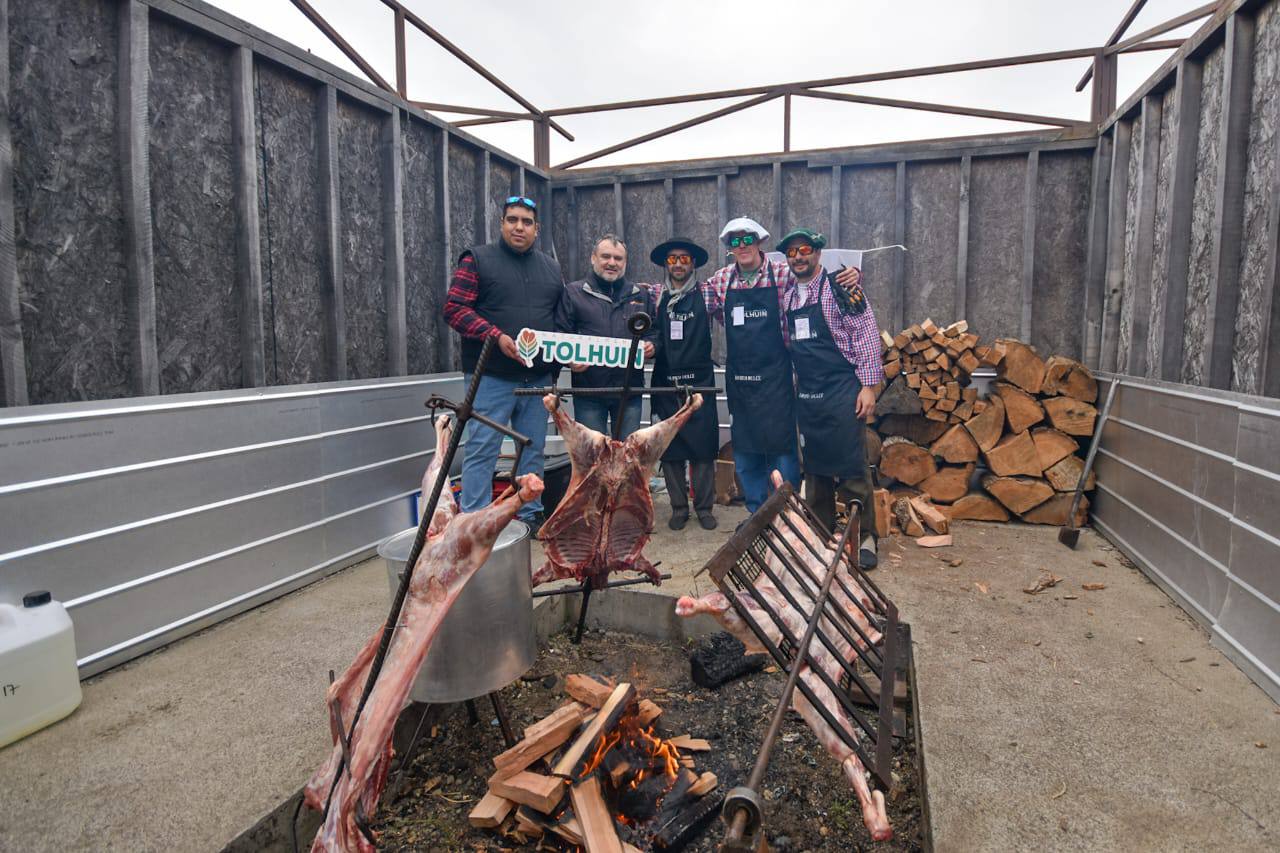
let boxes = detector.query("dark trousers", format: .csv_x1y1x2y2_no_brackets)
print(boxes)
804,471,877,543
662,460,716,516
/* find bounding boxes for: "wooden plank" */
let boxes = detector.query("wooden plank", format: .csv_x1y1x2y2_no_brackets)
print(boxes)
1263,89,1280,398
772,161,783,238
1100,119,1132,373
0,0,27,406
1160,58,1203,382
564,673,613,707
1082,132,1112,369
570,775,623,853
480,149,492,242
893,161,907,333
1205,12,1255,390
568,184,580,281
318,84,346,380
1126,93,1162,377
437,129,454,368
667,734,711,752
613,179,624,240
955,155,970,322
516,164,526,197
717,173,728,232
664,178,674,237
229,46,266,388
119,0,159,396
383,109,407,376
488,770,565,813
468,790,514,828
523,700,589,739
830,165,843,244
1020,150,1038,342
393,5,406,98
553,683,636,782
493,703,587,780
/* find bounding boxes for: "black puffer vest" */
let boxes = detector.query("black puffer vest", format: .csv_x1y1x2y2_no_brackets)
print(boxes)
462,242,564,380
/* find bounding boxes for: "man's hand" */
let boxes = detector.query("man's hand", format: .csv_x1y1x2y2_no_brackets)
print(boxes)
834,266,862,290
642,341,655,359
855,385,876,420
570,362,588,373
497,333,521,362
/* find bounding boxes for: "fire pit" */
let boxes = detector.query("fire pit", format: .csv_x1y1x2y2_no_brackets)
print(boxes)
369,624,924,851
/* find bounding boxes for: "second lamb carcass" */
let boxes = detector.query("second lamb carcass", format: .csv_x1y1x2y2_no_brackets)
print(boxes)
533,392,703,589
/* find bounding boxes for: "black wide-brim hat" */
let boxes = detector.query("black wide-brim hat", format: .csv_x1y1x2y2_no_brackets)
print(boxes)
650,237,710,269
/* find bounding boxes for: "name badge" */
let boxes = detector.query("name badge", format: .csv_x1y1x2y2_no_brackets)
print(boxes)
732,305,745,326
670,319,684,340
794,317,811,340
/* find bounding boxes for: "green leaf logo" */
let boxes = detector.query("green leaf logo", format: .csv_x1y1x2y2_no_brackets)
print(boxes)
516,328,540,366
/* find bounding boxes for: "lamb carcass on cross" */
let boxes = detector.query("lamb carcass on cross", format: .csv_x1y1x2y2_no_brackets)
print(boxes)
305,416,544,853
533,391,703,589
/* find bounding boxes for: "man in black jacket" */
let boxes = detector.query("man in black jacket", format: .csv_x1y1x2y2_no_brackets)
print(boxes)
443,196,562,532
555,234,656,438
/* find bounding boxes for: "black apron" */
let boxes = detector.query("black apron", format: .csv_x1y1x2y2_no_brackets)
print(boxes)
786,273,866,479
724,266,797,455
651,286,719,462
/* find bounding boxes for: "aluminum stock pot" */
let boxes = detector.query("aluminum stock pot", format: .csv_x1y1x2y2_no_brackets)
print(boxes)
379,519,535,703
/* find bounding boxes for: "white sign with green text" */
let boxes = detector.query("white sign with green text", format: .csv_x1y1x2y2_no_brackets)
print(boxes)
515,328,645,370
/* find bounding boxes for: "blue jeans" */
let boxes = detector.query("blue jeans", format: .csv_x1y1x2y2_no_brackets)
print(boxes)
460,372,551,521
573,396,642,440
735,450,801,513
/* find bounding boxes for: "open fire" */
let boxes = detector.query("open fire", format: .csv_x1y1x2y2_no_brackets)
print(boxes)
470,674,722,851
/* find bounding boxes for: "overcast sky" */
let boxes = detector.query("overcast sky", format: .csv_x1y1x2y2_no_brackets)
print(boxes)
207,0,1204,168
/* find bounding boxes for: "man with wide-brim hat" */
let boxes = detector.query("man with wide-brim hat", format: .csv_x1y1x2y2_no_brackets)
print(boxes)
777,227,884,567
647,237,720,530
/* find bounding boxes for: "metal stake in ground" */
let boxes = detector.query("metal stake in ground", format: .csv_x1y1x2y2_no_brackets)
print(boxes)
1058,378,1119,549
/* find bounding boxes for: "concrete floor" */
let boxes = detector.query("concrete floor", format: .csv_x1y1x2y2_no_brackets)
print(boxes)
1,500,1277,852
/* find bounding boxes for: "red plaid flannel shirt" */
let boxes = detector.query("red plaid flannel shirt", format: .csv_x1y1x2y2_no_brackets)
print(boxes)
442,252,504,341
782,267,885,387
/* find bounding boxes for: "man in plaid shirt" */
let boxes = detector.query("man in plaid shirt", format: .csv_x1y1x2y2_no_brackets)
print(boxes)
778,227,884,567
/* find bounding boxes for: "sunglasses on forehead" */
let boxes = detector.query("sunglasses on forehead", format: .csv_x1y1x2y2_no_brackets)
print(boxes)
665,253,692,265
504,196,537,210
784,244,817,258
727,234,758,248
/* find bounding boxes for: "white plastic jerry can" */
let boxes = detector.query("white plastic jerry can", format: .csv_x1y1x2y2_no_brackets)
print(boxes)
0,591,83,749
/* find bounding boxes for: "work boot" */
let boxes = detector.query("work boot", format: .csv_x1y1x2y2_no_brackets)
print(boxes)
668,509,689,530
859,535,878,570
697,512,718,530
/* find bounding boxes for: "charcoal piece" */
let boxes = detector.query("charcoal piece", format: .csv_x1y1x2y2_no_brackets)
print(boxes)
652,790,725,850
690,632,766,689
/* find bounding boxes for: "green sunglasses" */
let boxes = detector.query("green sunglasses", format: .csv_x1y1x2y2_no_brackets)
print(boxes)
727,234,757,248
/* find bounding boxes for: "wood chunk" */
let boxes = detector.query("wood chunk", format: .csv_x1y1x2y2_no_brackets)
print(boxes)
553,683,636,782
975,341,1006,366
668,735,712,752
909,496,949,535
884,359,902,379
880,436,937,485
924,408,950,422
919,463,975,504
892,497,926,537
1044,454,1096,492
959,332,980,349
921,397,935,413
921,318,939,336
953,400,974,420
918,382,941,401
993,381,1045,434
944,320,969,336
935,398,957,412
865,427,882,467
957,351,980,374
904,372,922,389
873,488,893,538
922,346,943,362
1043,397,1098,436
636,699,663,727
570,775,623,853
877,376,923,416
1020,493,1089,526
488,771,566,813
936,353,952,371
962,387,978,402
972,399,989,414
930,424,980,463
963,393,1006,452
917,534,953,547
941,492,1010,522
880,330,896,349
469,790,516,828
908,323,925,339
924,369,943,384
688,771,719,797
995,338,1045,393
983,430,1043,478
1031,427,1078,472
892,331,911,350
524,701,589,740
944,381,961,400
1041,355,1098,402
982,474,1054,514
494,703,589,779
878,414,948,445
564,674,613,708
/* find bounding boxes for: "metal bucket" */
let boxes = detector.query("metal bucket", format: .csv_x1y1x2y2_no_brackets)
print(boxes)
378,520,534,703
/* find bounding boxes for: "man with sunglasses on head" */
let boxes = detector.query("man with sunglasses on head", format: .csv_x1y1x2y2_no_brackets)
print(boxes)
646,237,720,530
555,234,656,439
443,196,562,534
778,228,884,568
700,217,861,517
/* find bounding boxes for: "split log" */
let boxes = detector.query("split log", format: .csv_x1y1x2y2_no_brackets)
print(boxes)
873,489,893,538
880,330,895,349
993,381,1045,434
944,320,968,336
570,775,624,853
1019,493,1089,526
488,770,566,813
1042,397,1098,436
877,414,948,445
924,408,950,423
564,674,613,708
892,497,925,537
893,331,911,349
935,398,957,412
982,474,1053,514
963,394,1006,452
930,424,980,463
880,436,937,486
524,701,589,739
1041,355,1097,403
956,351,981,373
974,341,1005,366
688,771,719,797
940,492,1010,522
909,496,949,535
636,699,663,727
668,735,712,752
983,430,1043,478
1043,455,1096,492
876,376,923,416
865,427,882,467
884,359,902,379
468,790,516,828
919,463,975,504
1031,427,1078,472
553,683,636,782
995,338,1045,393
916,534,952,547
953,400,974,420
494,703,589,779
921,318,939,336
908,323,925,339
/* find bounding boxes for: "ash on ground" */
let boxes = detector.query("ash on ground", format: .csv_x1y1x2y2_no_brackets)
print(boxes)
373,628,923,852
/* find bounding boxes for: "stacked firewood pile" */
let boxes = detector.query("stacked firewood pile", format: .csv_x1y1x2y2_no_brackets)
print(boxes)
469,674,720,851
871,321,1099,538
